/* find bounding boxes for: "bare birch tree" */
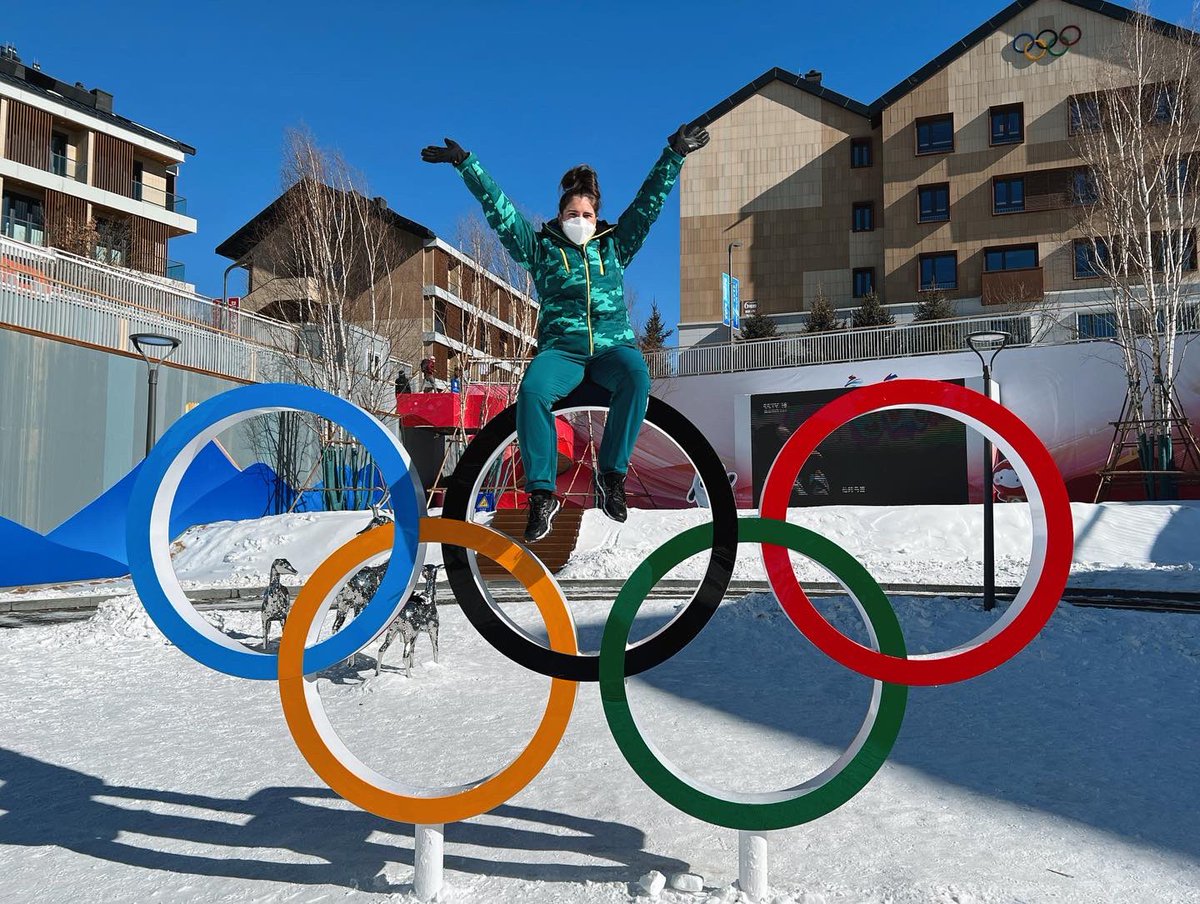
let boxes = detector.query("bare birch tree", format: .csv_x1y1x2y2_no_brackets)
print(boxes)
247,127,420,510
1072,4,1200,477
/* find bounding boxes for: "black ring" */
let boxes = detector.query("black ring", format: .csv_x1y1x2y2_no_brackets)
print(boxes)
442,381,737,681
1035,28,1059,49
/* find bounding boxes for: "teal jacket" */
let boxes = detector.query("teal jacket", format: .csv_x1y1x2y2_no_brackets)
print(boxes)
454,147,685,356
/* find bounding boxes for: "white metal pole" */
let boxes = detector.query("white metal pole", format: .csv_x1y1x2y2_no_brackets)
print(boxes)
738,830,769,901
414,823,444,901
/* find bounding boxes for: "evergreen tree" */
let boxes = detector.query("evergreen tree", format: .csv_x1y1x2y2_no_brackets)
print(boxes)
850,292,895,329
738,310,779,341
913,287,957,322
638,299,673,351
805,291,843,333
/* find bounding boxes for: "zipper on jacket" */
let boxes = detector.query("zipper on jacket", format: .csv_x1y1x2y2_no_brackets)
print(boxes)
558,248,570,272
580,227,614,355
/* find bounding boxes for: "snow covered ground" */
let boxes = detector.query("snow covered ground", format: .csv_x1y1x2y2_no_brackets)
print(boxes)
6,500,1199,603
1,503,1199,902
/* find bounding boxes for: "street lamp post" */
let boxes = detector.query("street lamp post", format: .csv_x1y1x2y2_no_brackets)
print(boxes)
966,329,1011,612
727,241,742,345
130,333,182,458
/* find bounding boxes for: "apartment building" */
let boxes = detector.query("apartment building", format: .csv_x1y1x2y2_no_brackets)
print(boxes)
0,45,197,282
679,0,1193,346
216,185,539,384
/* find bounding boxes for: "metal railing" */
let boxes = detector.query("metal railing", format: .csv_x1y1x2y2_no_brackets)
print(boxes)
644,312,1036,378
166,259,186,282
132,181,188,215
49,153,86,182
0,234,299,381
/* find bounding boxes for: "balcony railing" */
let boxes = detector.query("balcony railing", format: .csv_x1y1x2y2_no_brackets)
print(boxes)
165,259,186,282
0,215,45,247
981,267,1045,305
49,153,87,182
132,181,188,215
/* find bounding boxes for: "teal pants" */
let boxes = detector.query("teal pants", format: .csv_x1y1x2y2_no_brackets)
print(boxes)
517,345,651,493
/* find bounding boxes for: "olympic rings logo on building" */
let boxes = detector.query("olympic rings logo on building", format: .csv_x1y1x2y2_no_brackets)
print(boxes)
126,379,1074,833
1012,26,1082,61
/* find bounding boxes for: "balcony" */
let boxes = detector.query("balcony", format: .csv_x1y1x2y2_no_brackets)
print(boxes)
982,267,1044,305
0,214,45,247
132,180,188,215
49,153,87,182
166,259,186,281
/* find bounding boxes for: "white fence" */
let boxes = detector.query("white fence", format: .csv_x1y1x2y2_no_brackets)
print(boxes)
0,236,407,393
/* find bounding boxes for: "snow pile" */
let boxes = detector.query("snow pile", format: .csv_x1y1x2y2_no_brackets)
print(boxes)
37,594,166,647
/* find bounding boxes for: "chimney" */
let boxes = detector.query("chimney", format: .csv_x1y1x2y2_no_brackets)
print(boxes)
0,44,20,63
372,196,388,209
804,69,823,85
90,88,113,113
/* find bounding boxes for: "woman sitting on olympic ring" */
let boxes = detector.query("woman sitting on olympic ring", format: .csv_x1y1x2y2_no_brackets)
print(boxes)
421,124,709,542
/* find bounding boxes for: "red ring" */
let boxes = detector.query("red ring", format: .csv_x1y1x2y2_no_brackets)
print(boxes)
758,379,1073,686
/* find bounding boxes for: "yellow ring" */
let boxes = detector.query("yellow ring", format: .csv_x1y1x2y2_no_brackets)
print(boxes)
1024,37,1049,61
278,517,578,824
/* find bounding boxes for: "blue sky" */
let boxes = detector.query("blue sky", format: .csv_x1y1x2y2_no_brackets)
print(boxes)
4,0,1195,333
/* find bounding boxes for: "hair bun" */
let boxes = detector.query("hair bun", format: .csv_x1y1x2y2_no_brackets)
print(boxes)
558,164,601,214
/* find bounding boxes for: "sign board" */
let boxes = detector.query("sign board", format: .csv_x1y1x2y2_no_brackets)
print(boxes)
722,273,730,327
743,300,757,315
731,277,740,331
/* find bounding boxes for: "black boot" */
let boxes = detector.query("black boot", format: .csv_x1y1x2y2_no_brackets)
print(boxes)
524,490,561,543
594,471,628,522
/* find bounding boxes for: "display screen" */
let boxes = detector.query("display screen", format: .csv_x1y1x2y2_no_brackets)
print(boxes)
750,382,969,506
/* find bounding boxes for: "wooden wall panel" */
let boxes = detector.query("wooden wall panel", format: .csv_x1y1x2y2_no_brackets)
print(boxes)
4,100,52,169
44,190,89,252
93,132,134,197
130,215,169,276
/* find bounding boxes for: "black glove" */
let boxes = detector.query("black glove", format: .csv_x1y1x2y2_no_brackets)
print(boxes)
421,137,468,166
668,122,709,156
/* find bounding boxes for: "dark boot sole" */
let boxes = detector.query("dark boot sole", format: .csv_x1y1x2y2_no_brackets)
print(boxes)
593,480,628,523
524,497,562,544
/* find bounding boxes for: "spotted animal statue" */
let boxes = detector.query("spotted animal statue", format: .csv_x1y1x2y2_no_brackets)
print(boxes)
376,564,441,677
261,557,299,647
331,507,395,633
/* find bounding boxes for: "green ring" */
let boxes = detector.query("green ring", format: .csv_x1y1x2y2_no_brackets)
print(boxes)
598,517,908,831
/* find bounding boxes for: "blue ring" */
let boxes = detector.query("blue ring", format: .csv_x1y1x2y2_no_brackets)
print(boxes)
126,383,425,680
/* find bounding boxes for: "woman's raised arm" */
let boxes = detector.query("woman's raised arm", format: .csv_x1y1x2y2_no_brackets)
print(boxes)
422,138,538,272
613,123,710,267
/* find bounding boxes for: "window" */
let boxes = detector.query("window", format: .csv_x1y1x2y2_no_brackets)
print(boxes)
433,297,447,334
993,177,1025,214
0,190,45,246
852,202,874,232
851,138,873,168
1073,238,1110,279
1078,312,1117,339
132,161,144,201
918,183,950,223
1164,156,1193,197
915,114,954,154
1150,84,1179,123
919,252,957,290
1152,229,1198,271
1069,95,1102,134
984,244,1039,272
852,268,876,298
447,260,462,296
990,104,1024,145
297,324,324,359
51,132,68,175
1073,168,1099,205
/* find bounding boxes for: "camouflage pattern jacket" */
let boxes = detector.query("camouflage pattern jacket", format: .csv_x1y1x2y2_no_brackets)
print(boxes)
454,147,685,356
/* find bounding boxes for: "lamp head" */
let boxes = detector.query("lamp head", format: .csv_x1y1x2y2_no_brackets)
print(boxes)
130,333,181,367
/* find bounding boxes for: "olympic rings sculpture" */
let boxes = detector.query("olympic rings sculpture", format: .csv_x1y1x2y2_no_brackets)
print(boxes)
127,379,1074,833
1012,26,1082,61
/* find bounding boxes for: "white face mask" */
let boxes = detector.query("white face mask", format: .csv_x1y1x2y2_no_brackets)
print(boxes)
561,216,596,245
